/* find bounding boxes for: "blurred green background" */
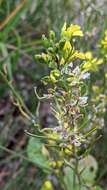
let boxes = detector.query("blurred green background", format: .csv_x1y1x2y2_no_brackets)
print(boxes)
0,0,107,189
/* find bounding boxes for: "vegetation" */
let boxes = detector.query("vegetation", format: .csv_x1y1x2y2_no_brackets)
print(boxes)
0,0,107,190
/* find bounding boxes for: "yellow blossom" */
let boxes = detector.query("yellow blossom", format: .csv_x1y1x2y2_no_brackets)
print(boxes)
63,40,72,51
73,51,86,59
69,24,83,37
85,52,93,60
61,22,83,39
41,180,53,190
83,52,103,72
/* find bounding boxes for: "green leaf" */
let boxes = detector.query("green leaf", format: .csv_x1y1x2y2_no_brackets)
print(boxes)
27,137,50,172
64,155,98,190
79,155,98,185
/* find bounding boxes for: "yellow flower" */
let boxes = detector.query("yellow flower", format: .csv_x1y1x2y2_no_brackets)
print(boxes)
73,51,86,59
68,24,83,37
41,180,53,190
61,22,83,39
85,52,93,60
83,62,92,71
63,40,72,51
95,58,103,65
83,51,103,72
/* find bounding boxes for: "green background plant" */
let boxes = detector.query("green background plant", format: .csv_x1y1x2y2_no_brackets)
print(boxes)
0,0,107,190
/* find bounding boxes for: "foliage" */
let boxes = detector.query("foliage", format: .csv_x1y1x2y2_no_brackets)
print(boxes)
28,22,106,189
0,1,107,190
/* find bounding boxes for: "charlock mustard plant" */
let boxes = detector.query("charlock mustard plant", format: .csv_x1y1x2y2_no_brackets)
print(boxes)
33,23,105,189
0,22,106,189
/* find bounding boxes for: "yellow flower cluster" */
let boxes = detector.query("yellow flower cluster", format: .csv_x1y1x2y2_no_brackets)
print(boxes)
82,52,103,72
61,22,83,39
